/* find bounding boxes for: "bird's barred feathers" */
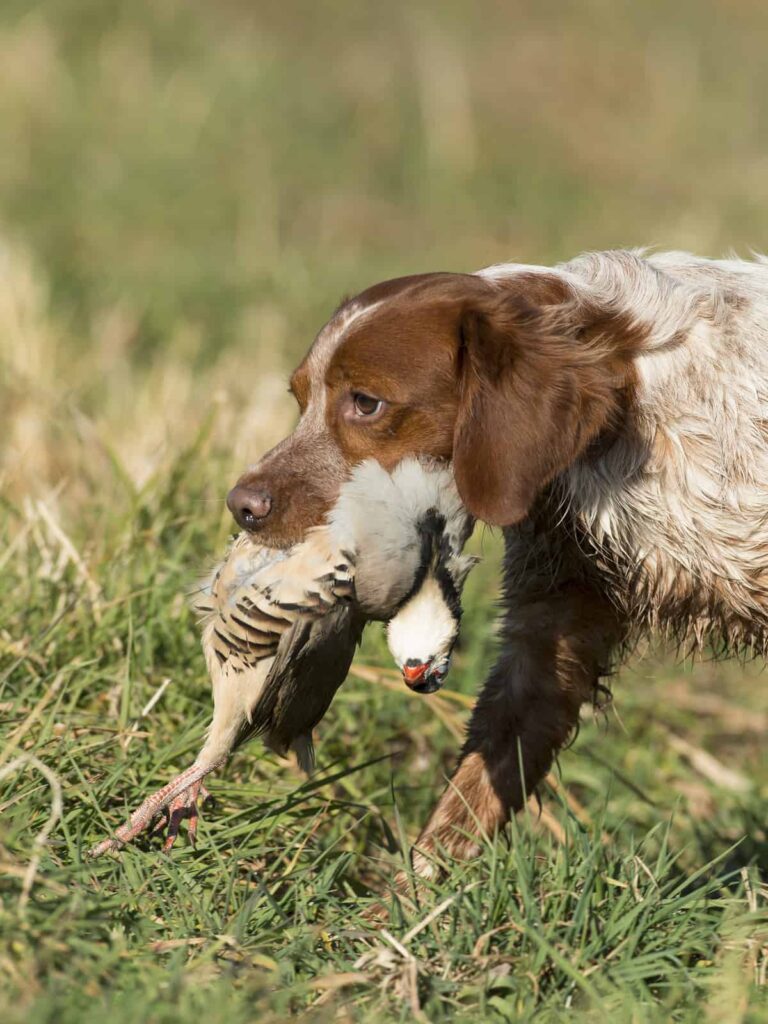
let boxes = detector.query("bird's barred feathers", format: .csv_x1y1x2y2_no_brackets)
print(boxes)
193,529,355,673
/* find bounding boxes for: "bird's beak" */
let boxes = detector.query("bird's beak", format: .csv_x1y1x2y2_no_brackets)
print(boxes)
402,662,429,688
402,661,444,694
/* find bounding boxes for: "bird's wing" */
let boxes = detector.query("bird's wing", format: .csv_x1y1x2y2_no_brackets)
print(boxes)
196,528,364,768
194,528,355,668
226,526,354,622
247,605,366,770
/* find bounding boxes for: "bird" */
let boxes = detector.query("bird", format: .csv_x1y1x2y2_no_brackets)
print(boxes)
89,458,476,857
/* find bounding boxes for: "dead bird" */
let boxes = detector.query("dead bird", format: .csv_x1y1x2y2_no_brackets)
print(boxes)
89,458,476,856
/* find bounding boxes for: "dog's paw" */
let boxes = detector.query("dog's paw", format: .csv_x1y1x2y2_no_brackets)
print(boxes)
361,869,424,925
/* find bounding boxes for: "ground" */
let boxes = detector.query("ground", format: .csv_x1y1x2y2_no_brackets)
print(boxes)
1,2,767,1020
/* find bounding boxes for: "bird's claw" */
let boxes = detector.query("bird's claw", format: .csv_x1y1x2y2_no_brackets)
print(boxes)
158,782,211,852
89,771,213,858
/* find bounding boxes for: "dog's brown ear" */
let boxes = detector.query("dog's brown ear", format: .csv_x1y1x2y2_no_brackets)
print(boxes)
453,285,618,526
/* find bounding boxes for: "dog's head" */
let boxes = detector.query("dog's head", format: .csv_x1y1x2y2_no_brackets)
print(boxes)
227,271,632,546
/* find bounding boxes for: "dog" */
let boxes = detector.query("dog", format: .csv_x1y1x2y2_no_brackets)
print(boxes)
226,249,768,882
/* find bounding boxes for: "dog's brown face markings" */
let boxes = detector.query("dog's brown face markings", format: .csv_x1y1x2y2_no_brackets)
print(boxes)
229,274,464,546
228,270,636,546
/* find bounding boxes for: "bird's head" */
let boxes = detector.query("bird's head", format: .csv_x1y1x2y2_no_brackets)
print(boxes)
386,576,459,694
385,500,478,694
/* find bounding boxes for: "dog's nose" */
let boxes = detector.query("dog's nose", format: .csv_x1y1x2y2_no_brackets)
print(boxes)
226,485,273,531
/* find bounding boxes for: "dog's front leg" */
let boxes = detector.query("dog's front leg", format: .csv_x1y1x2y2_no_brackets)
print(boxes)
404,570,623,886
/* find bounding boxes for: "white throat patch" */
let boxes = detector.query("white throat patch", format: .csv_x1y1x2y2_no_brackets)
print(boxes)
387,576,457,667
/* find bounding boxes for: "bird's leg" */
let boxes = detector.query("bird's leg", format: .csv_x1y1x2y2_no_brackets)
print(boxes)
89,760,218,857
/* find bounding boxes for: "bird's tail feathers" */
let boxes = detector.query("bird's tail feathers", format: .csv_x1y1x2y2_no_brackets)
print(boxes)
290,734,315,774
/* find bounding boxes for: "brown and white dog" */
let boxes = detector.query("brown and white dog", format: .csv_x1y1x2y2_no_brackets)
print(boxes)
227,249,768,881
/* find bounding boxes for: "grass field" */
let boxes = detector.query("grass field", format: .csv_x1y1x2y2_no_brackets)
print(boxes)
1,1,767,1020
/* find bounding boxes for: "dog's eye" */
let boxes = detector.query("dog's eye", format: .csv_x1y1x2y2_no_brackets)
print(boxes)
352,393,384,417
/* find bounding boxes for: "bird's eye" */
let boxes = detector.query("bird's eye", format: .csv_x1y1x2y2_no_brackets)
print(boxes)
352,393,384,417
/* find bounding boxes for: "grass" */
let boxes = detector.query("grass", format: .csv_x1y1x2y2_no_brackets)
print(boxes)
1,0,768,1020
1,447,766,1022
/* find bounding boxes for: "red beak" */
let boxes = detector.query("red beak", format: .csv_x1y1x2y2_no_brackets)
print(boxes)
402,663,429,687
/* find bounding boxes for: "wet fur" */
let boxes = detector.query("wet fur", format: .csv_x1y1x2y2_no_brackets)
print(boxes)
231,249,768,881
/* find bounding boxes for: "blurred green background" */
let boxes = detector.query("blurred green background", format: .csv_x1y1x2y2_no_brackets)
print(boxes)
5,0,768,339
1,2,767,1021
3,0,768,508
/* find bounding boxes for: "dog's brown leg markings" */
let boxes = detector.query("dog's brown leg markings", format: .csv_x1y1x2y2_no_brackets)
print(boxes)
407,521,624,882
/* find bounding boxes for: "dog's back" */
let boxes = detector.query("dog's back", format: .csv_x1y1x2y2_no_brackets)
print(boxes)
542,251,768,652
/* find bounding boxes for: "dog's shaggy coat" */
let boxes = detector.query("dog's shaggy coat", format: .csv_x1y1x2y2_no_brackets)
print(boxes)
229,249,768,881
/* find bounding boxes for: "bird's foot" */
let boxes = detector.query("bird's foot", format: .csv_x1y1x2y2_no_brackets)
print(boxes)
89,762,213,858
155,781,211,852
